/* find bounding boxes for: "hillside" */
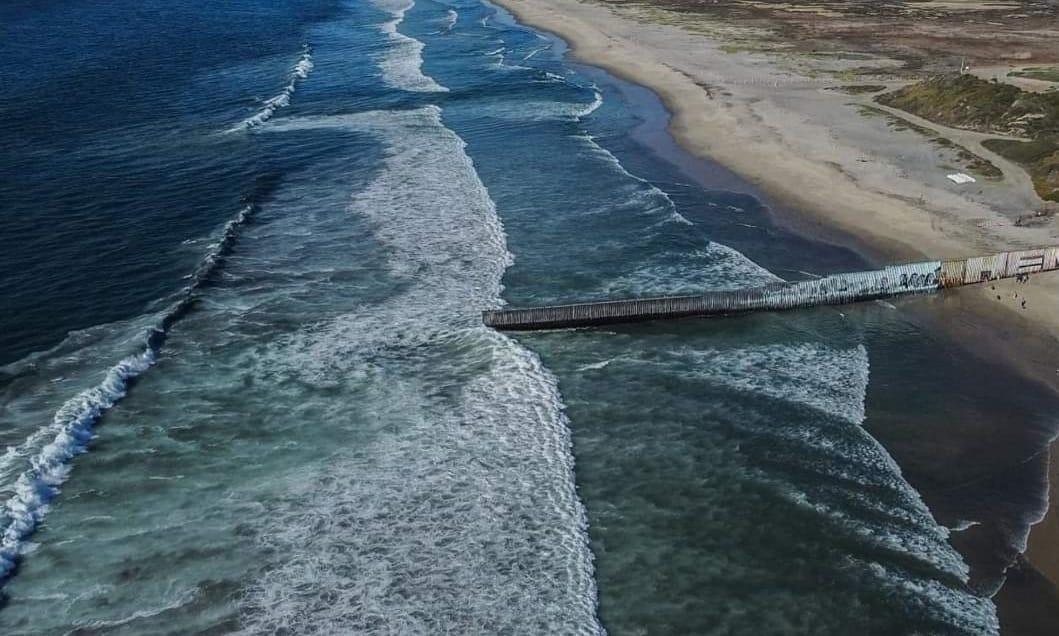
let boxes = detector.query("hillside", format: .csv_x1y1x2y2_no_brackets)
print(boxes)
877,74,1059,201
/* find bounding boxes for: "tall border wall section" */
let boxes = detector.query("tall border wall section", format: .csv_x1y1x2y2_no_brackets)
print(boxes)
483,247,1059,331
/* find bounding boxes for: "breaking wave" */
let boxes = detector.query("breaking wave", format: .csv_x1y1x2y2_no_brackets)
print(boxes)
235,46,314,130
523,44,549,61
245,107,601,633
572,132,692,226
0,192,266,586
486,43,533,72
373,0,448,92
576,86,603,119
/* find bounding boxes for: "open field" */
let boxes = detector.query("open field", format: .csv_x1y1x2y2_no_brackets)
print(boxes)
599,0,1059,76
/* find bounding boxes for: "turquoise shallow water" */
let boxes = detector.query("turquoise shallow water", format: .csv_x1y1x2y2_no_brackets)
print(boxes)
0,0,1056,633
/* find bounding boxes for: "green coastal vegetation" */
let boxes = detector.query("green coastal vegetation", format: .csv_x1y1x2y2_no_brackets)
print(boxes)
876,74,1059,201
856,104,1002,181
1010,67,1059,83
982,138,1059,202
828,84,888,95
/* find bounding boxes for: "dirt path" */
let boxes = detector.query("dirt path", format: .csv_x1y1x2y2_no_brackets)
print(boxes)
861,99,1043,210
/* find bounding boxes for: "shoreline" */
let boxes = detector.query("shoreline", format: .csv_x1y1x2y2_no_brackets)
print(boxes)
491,0,1059,353
492,0,1059,613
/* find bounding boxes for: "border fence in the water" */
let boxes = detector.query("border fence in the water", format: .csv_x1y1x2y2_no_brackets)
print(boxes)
483,247,1059,331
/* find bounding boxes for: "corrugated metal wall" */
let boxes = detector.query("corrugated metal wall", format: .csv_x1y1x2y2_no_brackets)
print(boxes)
483,248,1059,330
941,247,1059,286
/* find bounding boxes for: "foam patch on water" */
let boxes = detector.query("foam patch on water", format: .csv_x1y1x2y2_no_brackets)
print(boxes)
469,98,598,122
485,43,532,72
440,8,457,32
372,0,448,92
76,588,200,630
680,343,869,424
576,86,603,119
241,106,601,633
581,335,997,632
660,341,996,632
234,46,314,130
572,133,692,225
598,242,782,297
862,560,999,634
523,44,550,61
0,314,162,488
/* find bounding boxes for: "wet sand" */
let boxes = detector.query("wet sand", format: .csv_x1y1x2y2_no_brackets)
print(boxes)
492,0,1059,628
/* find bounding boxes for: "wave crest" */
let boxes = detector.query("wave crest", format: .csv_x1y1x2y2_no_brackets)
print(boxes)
234,45,314,130
0,195,261,586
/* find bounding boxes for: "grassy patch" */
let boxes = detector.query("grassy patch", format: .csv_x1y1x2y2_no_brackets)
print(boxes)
1010,67,1059,83
876,73,1059,138
983,137,1059,201
717,42,767,54
828,84,888,95
857,104,1003,180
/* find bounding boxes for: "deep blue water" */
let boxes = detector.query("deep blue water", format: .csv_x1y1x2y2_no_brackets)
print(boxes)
0,0,1055,633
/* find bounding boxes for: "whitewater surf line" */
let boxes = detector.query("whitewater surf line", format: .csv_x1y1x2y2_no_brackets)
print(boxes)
374,0,449,92
242,106,602,633
0,190,267,586
484,247,1059,330
234,45,314,130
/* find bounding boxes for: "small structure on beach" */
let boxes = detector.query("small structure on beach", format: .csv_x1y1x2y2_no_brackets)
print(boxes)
947,172,977,185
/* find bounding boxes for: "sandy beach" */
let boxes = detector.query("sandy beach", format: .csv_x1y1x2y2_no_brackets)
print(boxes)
493,0,1059,620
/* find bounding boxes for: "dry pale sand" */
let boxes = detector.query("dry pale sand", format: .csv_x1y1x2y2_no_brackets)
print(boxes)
492,0,1059,596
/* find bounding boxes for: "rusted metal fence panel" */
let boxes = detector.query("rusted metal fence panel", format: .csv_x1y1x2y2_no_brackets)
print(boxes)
482,248,1059,331
1005,249,1049,276
940,248,1059,287
964,253,1009,283
939,260,966,288
1042,246,1059,270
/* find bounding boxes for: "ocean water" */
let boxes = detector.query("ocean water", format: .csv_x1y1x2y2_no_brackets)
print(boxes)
0,0,1055,633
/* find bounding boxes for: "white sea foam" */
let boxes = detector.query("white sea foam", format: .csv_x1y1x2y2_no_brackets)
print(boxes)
0,315,161,487
686,343,869,424
572,133,692,225
0,204,257,585
235,46,314,130
864,560,999,634
576,87,603,119
577,359,615,372
0,345,157,581
598,241,782,297
716,344,993,630
485,44,532,72
629,339,998,632
77,588,199,630
372,0,448,92
441,8,458,32
244,107,601,633
263,101,996,631
524,45,550,61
